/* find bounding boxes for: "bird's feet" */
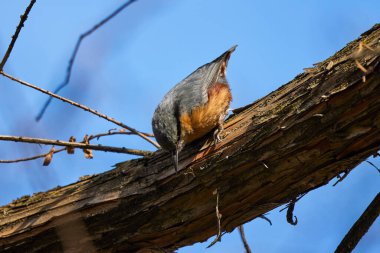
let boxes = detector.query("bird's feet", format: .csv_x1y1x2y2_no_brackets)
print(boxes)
213,127,223,144
213,112,228,144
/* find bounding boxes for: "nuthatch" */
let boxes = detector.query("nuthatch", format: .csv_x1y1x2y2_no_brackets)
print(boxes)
152,46,237,172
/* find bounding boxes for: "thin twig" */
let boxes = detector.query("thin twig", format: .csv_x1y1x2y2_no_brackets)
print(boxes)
238,225,252,253
286,198,298,225
0,135,152,156
36,0,137,121
258,214,272,226
0,0,36,70
366,160,380,173
0,129,155,164
207,190,222,248
0,71,160,148
0,148,65,163
88,129,154,141
279,193,307,212
335,192,380,253
333,169,352,187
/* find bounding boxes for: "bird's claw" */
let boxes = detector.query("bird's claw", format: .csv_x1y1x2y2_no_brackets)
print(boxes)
213,129,223,144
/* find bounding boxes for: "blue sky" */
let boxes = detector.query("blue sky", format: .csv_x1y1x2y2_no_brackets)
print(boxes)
0,1,379,252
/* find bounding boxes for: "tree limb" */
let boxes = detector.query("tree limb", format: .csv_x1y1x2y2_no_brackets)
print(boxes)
335,192,380,253
0,24,380,253
0,0,36,70
238,225,252,253
0,130,154,164
0,135,152,157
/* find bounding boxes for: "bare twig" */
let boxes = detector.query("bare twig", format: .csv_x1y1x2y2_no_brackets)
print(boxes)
207,190,222,248
286,198,298,225
335,193,380,253
333,169,352,187
280,193,307,212
258,214,272,226
0,148,66,163
0,135,153,156
88,129,154,141
0,0,36,70
238,225,252,253
0,129,155,164
0,71,160,148
36,0,137,121
366,160,380,173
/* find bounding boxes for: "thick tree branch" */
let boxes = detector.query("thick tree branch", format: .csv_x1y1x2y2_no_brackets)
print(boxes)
0,24,380,253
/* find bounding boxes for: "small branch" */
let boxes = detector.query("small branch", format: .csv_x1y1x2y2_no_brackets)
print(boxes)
0,129,155,164
335,192,380,253
0,135,152,156
286,198,298,225
333,169,352,187
280,193,307,213
238,225,252,253
258,214,272,226
36,0,137,121
0,0,36,70
0,71,160,148
207,190,222,248
0,147,65,163
88,129,154,141
366,160,380,173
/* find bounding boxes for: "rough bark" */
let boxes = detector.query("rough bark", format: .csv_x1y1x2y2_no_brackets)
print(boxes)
1,24,380,253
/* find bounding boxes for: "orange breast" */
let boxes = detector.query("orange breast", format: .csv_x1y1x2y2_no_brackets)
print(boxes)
180,83,232,143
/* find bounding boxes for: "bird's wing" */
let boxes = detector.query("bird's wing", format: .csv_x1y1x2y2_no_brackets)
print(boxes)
173,45,236,114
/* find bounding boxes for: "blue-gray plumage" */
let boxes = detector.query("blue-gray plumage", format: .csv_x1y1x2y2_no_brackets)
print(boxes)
152,45,237,172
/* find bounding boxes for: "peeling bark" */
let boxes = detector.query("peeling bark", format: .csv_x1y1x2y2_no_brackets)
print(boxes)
1,24,380,253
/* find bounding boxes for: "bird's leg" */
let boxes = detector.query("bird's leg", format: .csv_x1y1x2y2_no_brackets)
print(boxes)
172,139,184,173
213,110,228,144
172,150,179,173
213,123,224,144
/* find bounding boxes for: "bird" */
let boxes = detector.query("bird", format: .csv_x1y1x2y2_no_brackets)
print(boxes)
152,45,237,172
